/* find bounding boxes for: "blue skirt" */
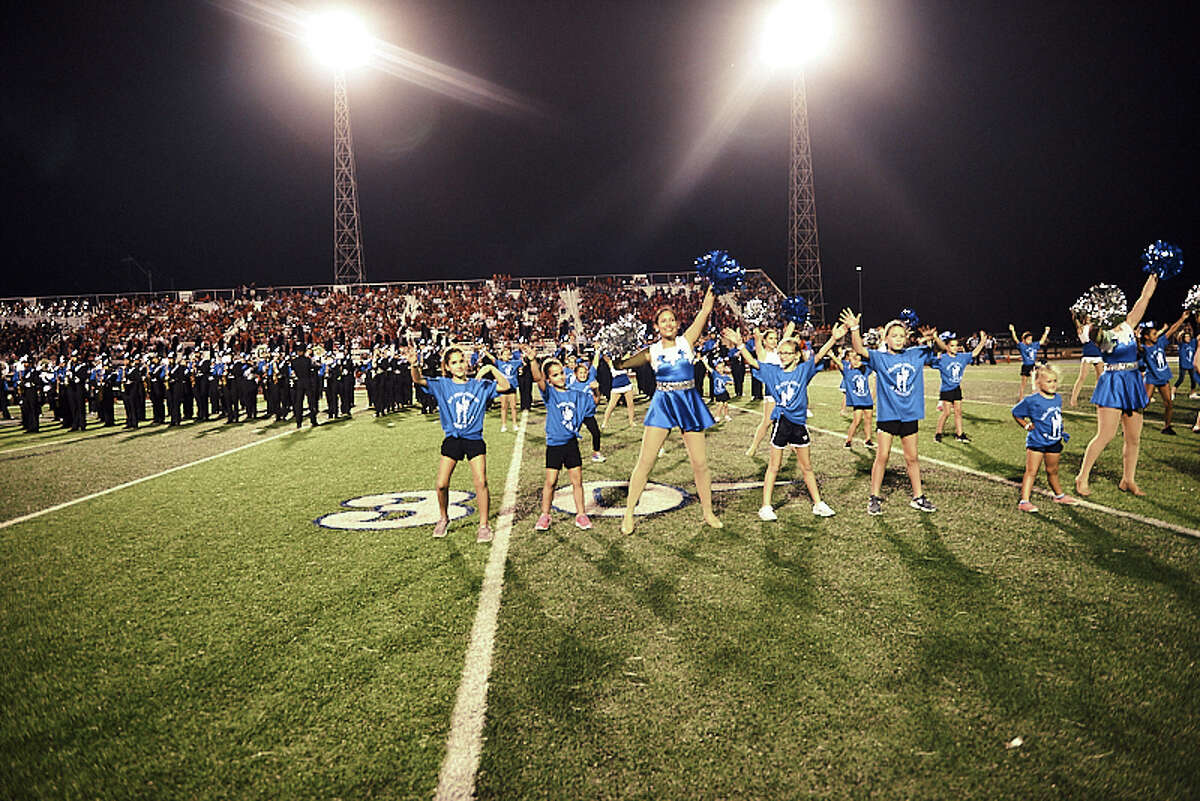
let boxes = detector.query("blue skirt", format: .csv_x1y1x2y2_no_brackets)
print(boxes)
643,388,715,432
1090,370,1147,413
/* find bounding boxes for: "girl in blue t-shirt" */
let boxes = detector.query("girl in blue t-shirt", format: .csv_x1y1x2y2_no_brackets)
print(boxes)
408,345,509,543
711,359,733,422
527,347,593,532
1011,365,1078,512
484,345,523,433
932,331,988,443
831,349,875,449
1007,323,1050,403
840,308,937,515
1140,311,1188,434
569,351,605,462
1175,329,1198,396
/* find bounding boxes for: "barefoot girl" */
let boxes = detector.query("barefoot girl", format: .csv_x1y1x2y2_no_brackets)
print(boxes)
1012,364,1078,512
615,286,722,534
600,353,637,428
409,345,509,542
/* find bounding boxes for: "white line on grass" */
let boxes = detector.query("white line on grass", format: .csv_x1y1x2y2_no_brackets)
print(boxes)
435,409,528,801
728,402,1199,540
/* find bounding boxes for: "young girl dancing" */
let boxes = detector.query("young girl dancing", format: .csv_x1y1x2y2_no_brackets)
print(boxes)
568,351,605,462
600,354,638,428
615,286,722,535
833,348,875,449
408,345,510,543
488,345,523,432
1174,327,1198,399
839,308,938,515
526,347,593,531
1012,364,1077,512
1140,311,1188,434
1068,311,1105,407
745,322,796,456
724,323,846,520
1008,323,1051,402
932,331,987,443
711,358,733,422
1074,274,1159,497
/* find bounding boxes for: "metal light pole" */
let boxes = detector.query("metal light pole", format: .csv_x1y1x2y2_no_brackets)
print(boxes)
855,263,862,315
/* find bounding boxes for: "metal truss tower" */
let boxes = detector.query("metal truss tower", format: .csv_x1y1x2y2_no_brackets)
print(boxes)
787,76,825,326
333,71,365,284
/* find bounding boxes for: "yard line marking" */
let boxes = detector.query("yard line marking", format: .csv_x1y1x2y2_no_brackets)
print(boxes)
726,402,1199,540
435,409,528,801
0,405,372,530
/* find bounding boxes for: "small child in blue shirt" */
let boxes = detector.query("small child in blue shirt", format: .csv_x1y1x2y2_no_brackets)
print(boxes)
1007,323,1050,403
834,349,875,449
932,331,987,443
409,345,509,543
1011,364,1077,512
527,346,594,532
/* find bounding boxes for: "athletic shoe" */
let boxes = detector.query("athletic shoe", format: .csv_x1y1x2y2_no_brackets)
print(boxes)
758,505,778,521
591,452,606,462
867,495,883,515
1190,392,1200,400
1017,500,1039,513
534,513,552,531
955,433,971,443
432,518,449,538
812,501,836,517
1162,426,1176,435
934,433,943,443
659,447,666,457
910,495,937,513
723,415,732,422
936,401,944,412
1053,494,1078,505
476,525,494,543
1193,425,1200,433
864,440,876,449
500,425,507,432
574,513,593,530
844,440,852,449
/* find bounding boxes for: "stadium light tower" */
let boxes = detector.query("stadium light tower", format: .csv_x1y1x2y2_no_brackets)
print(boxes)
759,0,834,325
308,10,372,285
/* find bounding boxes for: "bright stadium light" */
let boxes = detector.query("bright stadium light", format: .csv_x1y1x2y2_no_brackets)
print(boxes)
307,9,373,70
759,0,834,70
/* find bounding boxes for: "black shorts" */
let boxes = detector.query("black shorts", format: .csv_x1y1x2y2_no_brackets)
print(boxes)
939,387,963,402
1020,364,1034,377
851,404,873,411
546,439,583,470
770,417,811,449
441,436,487,461
714,391,731,403
877,419,919,437
1028,441,1064,454
498,386,516,396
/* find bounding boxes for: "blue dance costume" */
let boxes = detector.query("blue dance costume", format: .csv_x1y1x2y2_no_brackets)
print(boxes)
1090,323,1148,413
641,339,715,432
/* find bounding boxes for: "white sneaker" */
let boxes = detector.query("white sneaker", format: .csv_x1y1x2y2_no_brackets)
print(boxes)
758,505,778,521
500,425,507,432
658,446,666,457
812,501,836,517
723,415,732,422
1191,392,1200,399
591,452,606,462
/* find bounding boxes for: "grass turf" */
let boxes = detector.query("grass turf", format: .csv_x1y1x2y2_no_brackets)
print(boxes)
2,363,1198,799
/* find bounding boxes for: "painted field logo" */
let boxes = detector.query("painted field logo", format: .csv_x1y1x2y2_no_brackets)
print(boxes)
315,491,475,530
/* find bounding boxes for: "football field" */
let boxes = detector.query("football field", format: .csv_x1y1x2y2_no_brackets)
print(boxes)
2,363,1198,800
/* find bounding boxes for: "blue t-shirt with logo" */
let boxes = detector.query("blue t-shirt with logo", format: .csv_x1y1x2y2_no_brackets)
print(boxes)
867,347,934,422
1143,334,1172,385
933,352,972,392
750,359,822,424
566,370,597,417
1012,392,1067,449
1017,342,1040,366
540,384,593,445
712,370,731,396
425,377,498,440
842,362,873,406
1179,340,1196,370
496,355,523,385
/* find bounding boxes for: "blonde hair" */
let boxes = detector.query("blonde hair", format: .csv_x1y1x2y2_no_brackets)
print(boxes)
1033,363,1059,382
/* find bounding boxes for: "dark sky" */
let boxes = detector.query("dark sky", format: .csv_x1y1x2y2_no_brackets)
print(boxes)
3,0,1196,333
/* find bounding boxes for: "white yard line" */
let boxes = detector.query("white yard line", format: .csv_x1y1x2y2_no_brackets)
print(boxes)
435,409,529,801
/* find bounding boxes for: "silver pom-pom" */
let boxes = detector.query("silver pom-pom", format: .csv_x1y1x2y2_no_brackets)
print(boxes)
1183,284,1200,314
595,313,648,359
741,298,769,328
862,329,881,349
1071,284,1128,329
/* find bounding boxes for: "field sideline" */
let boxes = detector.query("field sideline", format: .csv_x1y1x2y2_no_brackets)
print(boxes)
2,363,1198,800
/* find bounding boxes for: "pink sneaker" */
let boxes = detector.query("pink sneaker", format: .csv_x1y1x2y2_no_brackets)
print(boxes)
1053,494,1079,505
432,518,449,538
1017,500,1038,513
575,513,593,530
534,513,552,531
476,524,493,543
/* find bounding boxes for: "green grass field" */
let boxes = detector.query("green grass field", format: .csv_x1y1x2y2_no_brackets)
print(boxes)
2,364,1198,800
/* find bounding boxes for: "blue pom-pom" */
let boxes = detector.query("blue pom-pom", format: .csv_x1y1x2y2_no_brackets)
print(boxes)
694,250,746,295
898,308,920,328
1141,240,1183,280
780,295,809,324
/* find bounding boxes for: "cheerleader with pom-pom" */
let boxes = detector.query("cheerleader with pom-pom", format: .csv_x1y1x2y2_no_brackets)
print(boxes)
1068,310,1105,408
600,354,638,429
614,286,722,535
1074,274,1159,497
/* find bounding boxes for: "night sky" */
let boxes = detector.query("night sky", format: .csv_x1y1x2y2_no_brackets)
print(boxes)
3,0,1196,333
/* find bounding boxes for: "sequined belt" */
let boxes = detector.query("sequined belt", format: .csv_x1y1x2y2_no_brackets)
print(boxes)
1104,362,1140,372
656,379,695,391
